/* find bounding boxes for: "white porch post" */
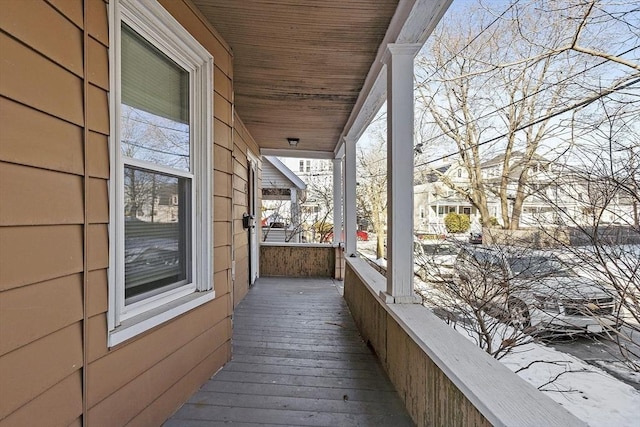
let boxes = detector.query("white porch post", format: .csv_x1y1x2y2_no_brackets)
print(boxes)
344,137,358,256
332,157,343,244
292,188,300,243
382,43,421,303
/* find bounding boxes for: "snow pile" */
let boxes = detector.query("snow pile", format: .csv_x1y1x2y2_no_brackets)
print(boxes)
453,322,640,426
501,342,640,426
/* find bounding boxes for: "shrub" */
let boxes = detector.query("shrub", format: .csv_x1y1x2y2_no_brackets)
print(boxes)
444,213,471,233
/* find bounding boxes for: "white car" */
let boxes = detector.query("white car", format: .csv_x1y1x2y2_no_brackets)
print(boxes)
414,240,459,282
454,246,620,334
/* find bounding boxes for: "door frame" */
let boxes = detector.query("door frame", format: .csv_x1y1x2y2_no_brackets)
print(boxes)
247,151,260,285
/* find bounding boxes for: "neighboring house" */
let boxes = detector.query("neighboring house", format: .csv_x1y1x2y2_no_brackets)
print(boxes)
414,163,486,234
415,152,637,231
261,156,306,243
280,158,336,241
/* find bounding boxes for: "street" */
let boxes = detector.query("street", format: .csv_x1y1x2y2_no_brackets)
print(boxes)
548,326,640,390
356,238,640,390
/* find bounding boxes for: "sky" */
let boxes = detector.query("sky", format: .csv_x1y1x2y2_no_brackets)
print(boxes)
357,0,640,170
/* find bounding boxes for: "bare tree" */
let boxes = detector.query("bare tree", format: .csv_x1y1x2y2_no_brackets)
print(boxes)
526,99,640,371
356,132,388,259
414,0,639,230
303,170,335,243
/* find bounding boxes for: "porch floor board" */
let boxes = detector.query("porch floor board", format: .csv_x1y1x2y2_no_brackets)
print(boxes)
165,277,414,427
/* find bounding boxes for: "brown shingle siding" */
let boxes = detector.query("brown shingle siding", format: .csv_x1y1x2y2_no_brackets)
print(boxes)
0,371,83,427
87,314,231,426
88,37,109,90
86,131,110,178
0,322,83,419
0,274,83,356
86,0,108,45
0,33,84,126
214,118,233,150
0,0,243,424
0,98,84,175
0,225,84,291
0,162,85,226
123,342,231,427
87,84,109,134
46,0,84,29
87,178,109,224
0,0,84,76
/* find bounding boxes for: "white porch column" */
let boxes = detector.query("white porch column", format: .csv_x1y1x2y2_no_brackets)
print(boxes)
382,43,422,303
344,137,358,256
332,157,343,244
290,188,299,243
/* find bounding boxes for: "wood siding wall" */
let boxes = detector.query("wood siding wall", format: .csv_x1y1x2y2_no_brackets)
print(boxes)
232,114,261,307
260,245,336,278
0,1,240,425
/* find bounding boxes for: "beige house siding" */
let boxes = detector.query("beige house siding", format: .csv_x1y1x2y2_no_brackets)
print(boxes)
232,114,261,307
0,0,249,425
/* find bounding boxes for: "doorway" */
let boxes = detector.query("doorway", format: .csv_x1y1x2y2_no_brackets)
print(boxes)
247,155,259,285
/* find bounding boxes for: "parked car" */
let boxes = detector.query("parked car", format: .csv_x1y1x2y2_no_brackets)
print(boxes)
414,240,459,282
468,232,483,244
454,246,619,334
357,230,369,241
322,230,368,242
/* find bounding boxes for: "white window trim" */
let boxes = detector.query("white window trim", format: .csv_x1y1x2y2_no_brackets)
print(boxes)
108,0,214,347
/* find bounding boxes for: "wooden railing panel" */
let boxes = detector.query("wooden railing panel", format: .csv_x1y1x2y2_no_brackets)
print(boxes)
260,244,336,278
344,258,586,427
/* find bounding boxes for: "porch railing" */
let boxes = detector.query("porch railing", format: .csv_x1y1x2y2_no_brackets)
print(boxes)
260,243,344,279
344,257,586,427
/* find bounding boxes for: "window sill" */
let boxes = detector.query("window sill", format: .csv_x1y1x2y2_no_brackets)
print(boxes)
108,290,215,347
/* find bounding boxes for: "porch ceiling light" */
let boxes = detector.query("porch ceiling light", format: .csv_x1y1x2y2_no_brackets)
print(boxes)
287,137,299,147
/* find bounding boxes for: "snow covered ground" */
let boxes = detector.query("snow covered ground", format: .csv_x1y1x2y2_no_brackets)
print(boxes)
473,329,640,426
356,239,640,426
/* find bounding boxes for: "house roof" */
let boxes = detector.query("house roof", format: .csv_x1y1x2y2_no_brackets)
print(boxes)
192,0,452,157
480,151,550,169
263,156,306,190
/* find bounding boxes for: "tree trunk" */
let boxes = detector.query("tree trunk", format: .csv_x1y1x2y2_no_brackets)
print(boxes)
509,169,530,230
376,234,385,260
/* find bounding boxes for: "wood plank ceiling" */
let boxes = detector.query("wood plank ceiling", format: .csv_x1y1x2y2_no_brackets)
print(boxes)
192,0,399,154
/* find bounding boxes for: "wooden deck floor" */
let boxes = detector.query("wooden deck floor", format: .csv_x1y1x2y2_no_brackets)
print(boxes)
165,277,414,427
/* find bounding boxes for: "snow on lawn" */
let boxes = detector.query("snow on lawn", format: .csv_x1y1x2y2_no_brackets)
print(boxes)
502,342,640,426
453,323,640,426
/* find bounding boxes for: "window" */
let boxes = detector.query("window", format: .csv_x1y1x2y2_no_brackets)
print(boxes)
299,160,305,172
306,160,311,173
457,169,462,178
108,0,213,346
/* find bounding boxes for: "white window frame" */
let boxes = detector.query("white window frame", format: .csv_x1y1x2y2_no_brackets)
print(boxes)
108,0,214,347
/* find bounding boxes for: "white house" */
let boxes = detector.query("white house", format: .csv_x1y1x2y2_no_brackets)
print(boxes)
415,152,638,232
261,156,307,242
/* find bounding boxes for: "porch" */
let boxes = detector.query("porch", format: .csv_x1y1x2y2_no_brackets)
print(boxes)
165,277,413,426
166,251,585,426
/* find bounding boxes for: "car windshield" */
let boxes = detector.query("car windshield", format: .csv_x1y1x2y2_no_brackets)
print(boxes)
507,256,574,278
